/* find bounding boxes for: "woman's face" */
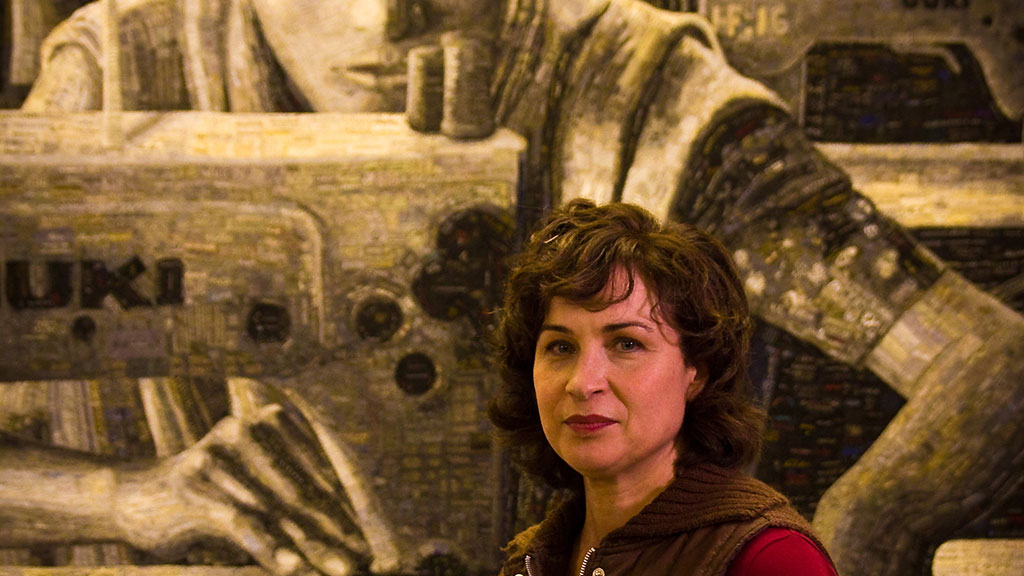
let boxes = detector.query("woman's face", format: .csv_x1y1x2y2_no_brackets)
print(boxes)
251,0,502,112
533,269,704,488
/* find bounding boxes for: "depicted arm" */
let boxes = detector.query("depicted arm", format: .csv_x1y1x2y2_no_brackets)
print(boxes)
21,44,103,112
21,0,192,112
670,98,1024,576
1,404,372,576
487,1,1024,573
812,273,1024,574
20,1,104,112
0,431,122,545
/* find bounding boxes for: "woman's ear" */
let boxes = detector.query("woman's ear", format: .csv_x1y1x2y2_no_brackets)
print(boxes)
686,363,708,402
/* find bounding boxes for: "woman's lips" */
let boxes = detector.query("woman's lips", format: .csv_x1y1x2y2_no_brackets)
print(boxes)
564,414,616,434
335,62,408,89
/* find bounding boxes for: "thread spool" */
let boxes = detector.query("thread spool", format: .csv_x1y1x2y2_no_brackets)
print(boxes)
406,45,445,133
441,32,496,140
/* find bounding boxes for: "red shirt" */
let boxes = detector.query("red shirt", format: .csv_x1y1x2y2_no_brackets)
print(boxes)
726,528,838,576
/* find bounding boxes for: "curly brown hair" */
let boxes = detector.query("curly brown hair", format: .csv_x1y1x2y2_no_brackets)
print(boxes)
488,199,765,489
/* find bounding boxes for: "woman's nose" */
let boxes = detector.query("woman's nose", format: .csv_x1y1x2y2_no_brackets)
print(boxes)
565,346,608,399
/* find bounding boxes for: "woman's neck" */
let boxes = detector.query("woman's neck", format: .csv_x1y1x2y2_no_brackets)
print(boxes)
567,467,675,576
577,464,676,551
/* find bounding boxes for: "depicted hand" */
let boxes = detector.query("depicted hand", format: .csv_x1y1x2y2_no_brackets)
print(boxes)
114,403,371,576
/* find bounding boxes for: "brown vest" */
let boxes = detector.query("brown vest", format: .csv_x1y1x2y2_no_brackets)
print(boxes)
499,464,831,576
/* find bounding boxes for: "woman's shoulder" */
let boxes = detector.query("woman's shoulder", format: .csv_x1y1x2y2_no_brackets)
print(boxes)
726,527,837,576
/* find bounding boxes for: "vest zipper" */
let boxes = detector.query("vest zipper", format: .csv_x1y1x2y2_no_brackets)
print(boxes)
523,546,596,576
577,547,596,576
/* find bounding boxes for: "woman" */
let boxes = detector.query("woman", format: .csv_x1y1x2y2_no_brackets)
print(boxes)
490,199,837,576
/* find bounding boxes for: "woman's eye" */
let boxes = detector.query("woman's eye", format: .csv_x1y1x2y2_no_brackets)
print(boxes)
544,341,574,356
615,338,642,352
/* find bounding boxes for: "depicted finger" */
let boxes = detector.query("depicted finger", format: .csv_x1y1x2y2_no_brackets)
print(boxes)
176,420,281,513
192,460,369,575
202,416,307,504
248,406,370,554
175,436,290,522
208,499,320,576
253,404,342,500
193,425,372,561
283,391,403,574
196,461,370,574
199,454,268,512
254,405,364,528
227,377,288,420
176,442,215,481
171,457,315,575
280,517,365,576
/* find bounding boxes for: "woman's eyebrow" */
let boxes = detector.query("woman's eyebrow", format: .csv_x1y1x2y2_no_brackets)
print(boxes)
603,321,654,333
540,321,655,334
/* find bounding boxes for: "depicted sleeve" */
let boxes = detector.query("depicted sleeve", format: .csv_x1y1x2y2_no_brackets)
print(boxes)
22,0,190,112
726,529,836,576
21,1,104,111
